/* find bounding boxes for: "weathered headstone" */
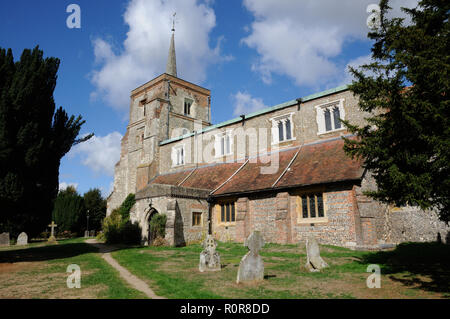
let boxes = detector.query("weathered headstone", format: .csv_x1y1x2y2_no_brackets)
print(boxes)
0,232,10,246
48,221,57,243
17,232,28,246
84,230,89,238
199,235,221,272
305,236,328,272
236,231,265,284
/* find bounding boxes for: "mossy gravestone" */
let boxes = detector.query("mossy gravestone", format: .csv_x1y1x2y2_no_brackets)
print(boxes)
17,232,28,245
305,236,328,272
236,231,265,284
0,232,9,246
199,235,221,272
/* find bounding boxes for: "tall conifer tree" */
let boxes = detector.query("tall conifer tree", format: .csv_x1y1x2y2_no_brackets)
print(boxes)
0,46,92,236
344,0,449,222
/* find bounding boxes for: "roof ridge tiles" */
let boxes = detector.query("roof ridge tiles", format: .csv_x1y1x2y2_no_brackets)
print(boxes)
210,158,249,195
271,145,303,188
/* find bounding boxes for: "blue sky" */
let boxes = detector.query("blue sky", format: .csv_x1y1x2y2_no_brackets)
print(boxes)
0,0,418,198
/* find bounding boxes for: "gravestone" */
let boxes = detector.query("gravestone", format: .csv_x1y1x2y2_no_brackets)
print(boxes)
305,236,328,272
199,235,221,272
84,230,89,238
236,231,265,284
90,230,95,237
17,232,28,245
0,232,10,246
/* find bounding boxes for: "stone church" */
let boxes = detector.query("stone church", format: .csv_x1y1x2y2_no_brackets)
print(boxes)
107,29,449,249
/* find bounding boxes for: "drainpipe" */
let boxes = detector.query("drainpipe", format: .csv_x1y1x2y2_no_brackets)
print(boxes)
208,96,211,124
296,98,304,145
166,80,171,139
206,195,214,235
194,130,199,169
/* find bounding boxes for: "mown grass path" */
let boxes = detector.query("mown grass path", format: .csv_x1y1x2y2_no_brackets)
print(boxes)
85,239,165,299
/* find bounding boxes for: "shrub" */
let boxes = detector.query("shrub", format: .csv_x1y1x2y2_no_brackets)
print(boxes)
96,231,105,242
102,209,123,244
57,230,77,239
101,207,142,245
149,214,167,242
40,231,49,239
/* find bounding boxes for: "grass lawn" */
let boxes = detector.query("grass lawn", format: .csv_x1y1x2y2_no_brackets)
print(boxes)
0,238,146,299
112,241,450,299
1,238,448,299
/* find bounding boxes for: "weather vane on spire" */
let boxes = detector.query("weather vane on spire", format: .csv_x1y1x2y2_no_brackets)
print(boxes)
172,12,176,32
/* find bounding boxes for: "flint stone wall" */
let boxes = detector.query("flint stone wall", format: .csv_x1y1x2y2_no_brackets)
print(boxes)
134,184,210,246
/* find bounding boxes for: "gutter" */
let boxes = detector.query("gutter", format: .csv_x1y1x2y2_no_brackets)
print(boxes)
211,178,363,199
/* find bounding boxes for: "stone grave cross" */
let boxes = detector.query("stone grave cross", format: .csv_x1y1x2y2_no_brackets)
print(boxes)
48,221,57,242
199,235,221,272
245,231,265,256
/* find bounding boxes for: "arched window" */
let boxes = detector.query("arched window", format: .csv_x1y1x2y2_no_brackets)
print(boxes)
315,99,346,134
271,113,295,144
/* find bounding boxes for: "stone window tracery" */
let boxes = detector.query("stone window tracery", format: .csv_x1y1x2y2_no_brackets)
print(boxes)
315,99,346,135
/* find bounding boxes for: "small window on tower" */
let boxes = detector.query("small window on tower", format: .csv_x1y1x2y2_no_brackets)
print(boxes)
184,99,193,116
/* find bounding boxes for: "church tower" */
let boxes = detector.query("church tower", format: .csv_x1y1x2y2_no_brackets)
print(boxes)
107,21,212,215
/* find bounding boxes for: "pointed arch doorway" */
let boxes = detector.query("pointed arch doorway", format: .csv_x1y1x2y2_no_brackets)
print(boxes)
146,208,159,246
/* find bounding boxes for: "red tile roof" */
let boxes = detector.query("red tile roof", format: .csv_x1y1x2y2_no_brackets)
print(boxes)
274,138,364,189
213,148,298,195
180,162,244,190
148,137,364,196
150,169,194,186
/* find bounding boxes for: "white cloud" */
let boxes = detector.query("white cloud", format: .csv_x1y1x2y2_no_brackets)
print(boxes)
242,0,419,88
70,132,123,176
232,91,268,116
343,54,374,85
91,0,229,111
59,182,78,191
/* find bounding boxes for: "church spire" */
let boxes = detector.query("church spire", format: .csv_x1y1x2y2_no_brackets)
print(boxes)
166,13,177,77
